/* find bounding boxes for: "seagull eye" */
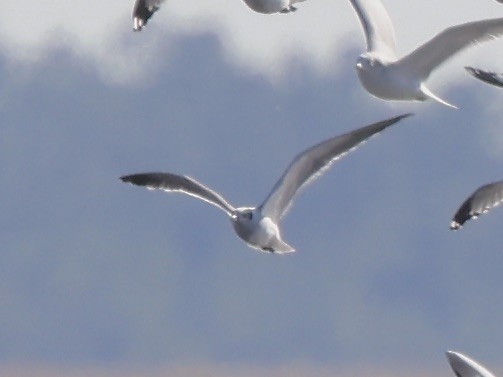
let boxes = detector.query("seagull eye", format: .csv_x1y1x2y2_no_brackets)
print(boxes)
247,212,253,220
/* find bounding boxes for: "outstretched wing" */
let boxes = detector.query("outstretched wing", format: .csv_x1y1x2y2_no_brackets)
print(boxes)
398,18,503,80
132,0,166,31
465,66,503,88
121,172,236,217
450,181,503,230
259,114,412,222
446,351,497,377
348,0,397,59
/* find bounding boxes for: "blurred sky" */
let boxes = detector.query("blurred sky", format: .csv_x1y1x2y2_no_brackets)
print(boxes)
1,0,503,376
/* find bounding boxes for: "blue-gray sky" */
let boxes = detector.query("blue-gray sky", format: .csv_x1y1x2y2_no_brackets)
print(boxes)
1,1,503,376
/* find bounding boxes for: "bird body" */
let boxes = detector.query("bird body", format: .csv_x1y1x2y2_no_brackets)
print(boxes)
231,209,293,253
242,0,305,13
356,56,423,101
121,114,411,253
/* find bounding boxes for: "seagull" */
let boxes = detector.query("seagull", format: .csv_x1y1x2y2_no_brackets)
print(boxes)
450,180,503,230
132,0,166,31
242,0,306,14
465,67,503,88
120,114,411,253
446,351,497,377
348,0,503,107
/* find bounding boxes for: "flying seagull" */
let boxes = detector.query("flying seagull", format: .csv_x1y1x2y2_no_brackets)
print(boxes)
446,351,497,377
465,67,503,88
450,180,503,230
132,0,305,31
132,0,166,31
120,114,411,253
348,0,503,107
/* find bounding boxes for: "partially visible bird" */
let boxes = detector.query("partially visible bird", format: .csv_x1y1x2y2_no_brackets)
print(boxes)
446,351,497,377
348,0,503,107
120,114,411,253
132,0,306,31
132,0,166,31
465,67,503,88
242,0,306,14
450,181,503,230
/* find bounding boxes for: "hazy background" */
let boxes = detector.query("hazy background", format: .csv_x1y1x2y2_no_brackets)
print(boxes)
1,0,503,376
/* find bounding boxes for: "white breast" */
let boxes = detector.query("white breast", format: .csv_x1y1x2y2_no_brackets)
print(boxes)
357,64,423,101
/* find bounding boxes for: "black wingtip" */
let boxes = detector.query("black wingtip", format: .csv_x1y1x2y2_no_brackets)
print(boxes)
387,113,413,126
390,113,414,124
120,174,140,185
132,0,160,32
465,66,476,75
450,197,475,231
119,173,160,187
450,220,462,230
133,17,145,32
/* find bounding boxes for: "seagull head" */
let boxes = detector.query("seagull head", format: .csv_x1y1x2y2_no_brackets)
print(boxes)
231,207,263,245
356,54,377,71
234,207,259,225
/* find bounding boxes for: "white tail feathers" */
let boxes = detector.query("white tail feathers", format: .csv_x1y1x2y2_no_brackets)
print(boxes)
269,237,295,254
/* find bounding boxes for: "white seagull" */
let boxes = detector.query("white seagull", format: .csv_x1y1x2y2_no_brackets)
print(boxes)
450,180,503,230
132,0,166,31
446,351,497,377
120,114,411,253
465,67,503,88
132,0,305,31
348,0,503,107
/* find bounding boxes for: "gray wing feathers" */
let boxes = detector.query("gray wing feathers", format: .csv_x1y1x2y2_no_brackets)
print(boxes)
348,0,397,59
121,172,236,216
260,114,412,221
446,351,497,377
465,67,503,88
399,18,503,79
451,181,503,230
